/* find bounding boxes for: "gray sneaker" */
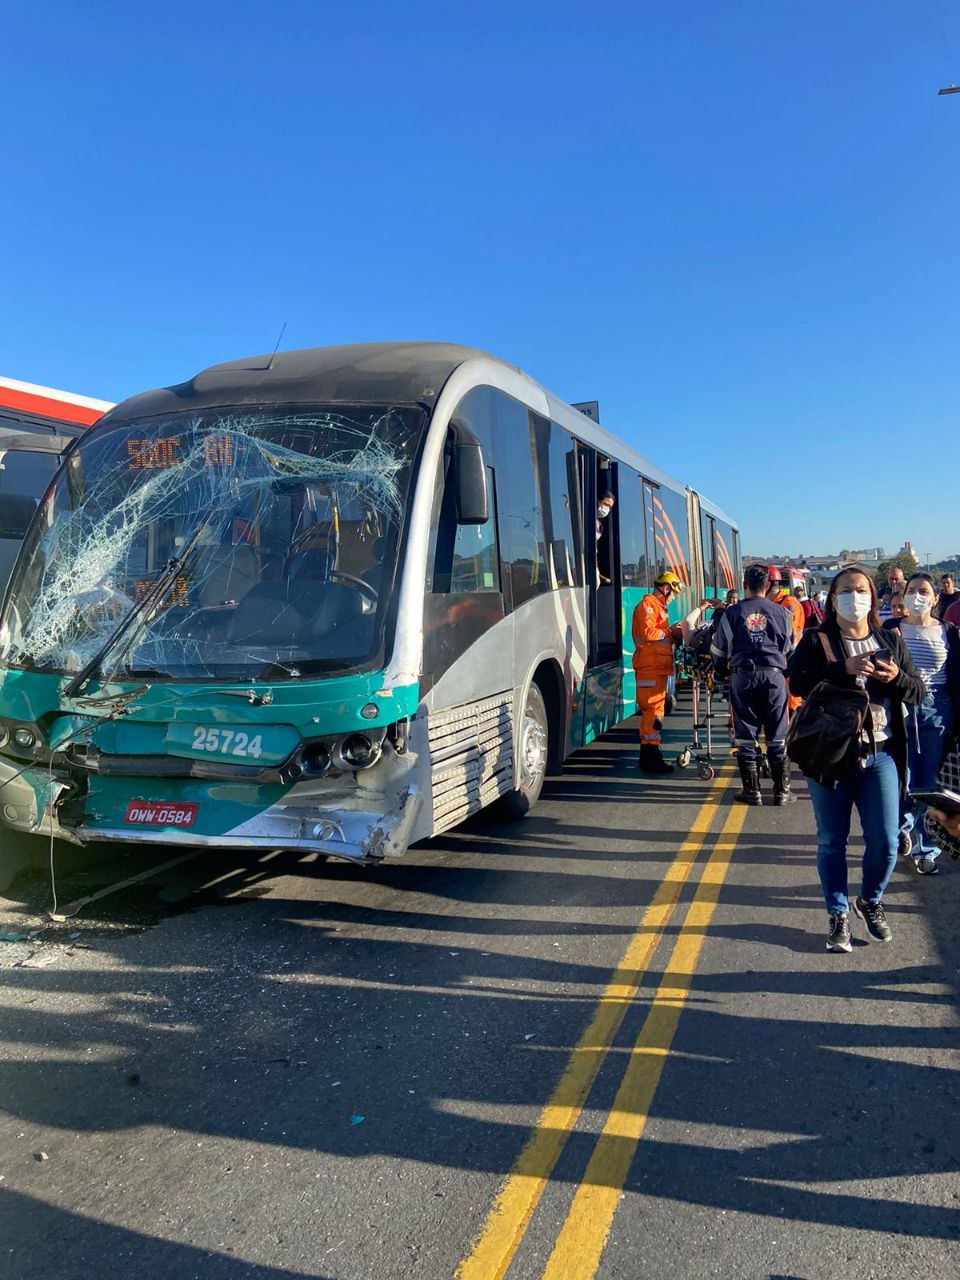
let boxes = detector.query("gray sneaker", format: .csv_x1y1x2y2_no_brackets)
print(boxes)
915,854,940,876
826,913,852,953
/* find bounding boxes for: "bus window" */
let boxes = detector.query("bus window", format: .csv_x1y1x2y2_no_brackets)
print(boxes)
713,518,738,592
430,387,500,595
531,416,581,589
0,449,60,587
493,392,548,609
449,468,499,592
620,467,647,588
700,510,716,595
646,482,689,584
0,450,58,538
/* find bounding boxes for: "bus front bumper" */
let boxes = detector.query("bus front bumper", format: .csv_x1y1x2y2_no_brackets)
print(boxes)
0,758,423,865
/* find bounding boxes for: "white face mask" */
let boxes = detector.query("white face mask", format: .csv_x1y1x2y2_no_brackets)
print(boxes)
904,592,932,615
597,504,612,520
835,590,872,622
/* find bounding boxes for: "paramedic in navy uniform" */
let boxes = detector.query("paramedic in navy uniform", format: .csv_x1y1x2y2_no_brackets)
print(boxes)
711,563,796,806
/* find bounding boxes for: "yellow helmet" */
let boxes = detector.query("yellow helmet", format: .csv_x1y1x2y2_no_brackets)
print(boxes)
654,570,684,590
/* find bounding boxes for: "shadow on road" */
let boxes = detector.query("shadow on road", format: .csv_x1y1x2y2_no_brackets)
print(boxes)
1,717,958,1272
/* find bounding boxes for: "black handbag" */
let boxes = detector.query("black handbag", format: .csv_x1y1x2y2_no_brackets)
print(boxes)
786,633,874,783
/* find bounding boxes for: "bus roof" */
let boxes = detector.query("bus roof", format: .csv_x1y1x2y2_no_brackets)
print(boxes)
100,341,737,531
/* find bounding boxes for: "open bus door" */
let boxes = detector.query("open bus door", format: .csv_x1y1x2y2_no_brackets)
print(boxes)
576,443,623,746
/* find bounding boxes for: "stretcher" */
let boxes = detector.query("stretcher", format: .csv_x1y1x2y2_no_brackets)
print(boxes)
673,646,723,781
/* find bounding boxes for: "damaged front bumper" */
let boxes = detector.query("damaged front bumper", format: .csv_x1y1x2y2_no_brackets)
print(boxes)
0,751,423,865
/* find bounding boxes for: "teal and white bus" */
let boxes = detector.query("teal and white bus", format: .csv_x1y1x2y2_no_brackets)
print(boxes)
0,343,739,866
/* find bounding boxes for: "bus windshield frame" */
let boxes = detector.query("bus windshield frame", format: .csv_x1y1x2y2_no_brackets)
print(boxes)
0,403,427,683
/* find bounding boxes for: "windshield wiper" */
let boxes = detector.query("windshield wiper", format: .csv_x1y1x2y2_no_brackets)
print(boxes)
63,520,209,698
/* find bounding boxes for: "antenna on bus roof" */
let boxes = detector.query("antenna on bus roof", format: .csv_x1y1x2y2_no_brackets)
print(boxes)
265,322,287,370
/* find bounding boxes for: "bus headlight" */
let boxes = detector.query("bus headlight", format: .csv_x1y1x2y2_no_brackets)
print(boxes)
301,742,332,778
338,733,381,770
0,721,49,759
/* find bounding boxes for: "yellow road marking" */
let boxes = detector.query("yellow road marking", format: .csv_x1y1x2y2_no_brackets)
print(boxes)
455,770,734,1280
539,801,749,1280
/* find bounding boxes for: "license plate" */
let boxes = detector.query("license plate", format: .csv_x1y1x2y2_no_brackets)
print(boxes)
124,800,199,828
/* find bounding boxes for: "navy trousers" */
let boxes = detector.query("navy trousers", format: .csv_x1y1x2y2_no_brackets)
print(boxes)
730,667,788,763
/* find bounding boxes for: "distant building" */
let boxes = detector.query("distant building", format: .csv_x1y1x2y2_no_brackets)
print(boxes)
838,548,884,563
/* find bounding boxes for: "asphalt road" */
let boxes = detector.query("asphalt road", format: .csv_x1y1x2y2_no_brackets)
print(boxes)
0,697,958,1280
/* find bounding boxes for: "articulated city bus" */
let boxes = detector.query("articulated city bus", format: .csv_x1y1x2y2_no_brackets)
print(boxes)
0,343,739,866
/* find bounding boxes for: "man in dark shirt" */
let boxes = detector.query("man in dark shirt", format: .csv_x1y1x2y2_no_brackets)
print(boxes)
711,563,796,805
937,574,958,620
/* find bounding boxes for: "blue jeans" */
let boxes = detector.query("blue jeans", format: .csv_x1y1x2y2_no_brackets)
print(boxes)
807,750,900,915
900,687,953,861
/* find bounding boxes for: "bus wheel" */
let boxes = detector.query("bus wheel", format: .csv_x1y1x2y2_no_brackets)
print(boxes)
0,830,43,894
490,683,549,820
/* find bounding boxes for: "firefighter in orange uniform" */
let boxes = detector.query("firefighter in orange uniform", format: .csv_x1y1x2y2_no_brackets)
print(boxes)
768,566,804,713
632,569,684,773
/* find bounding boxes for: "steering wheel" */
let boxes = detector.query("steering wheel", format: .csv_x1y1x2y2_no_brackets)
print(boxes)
327,570,379,605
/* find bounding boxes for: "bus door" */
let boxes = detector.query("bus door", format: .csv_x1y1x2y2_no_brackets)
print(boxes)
578,447,623,746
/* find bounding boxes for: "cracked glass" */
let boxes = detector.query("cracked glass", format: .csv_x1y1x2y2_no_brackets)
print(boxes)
0,405,426,681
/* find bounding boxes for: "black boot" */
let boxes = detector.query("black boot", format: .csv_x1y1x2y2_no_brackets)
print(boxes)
771,758,797,805
734,757,762,805
638,743,675,774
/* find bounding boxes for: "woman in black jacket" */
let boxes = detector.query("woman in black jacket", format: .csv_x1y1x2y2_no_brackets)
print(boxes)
788,566,926,953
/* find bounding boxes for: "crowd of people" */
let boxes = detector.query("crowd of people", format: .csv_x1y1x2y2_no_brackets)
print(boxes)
630,562,960,954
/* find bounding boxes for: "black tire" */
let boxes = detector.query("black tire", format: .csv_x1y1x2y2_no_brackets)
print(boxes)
490,683,549,820
664,692,676,716
0,829,44,894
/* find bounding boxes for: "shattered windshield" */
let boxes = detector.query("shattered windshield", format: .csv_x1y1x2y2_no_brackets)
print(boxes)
0,405,425,680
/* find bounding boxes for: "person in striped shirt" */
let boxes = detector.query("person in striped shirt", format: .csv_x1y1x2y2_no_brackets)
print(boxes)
884,573,960,874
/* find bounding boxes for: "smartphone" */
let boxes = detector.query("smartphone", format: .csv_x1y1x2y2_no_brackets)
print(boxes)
909,788,960,816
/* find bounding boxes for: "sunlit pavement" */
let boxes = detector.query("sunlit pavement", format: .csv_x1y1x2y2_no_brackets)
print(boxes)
0,695,958,1280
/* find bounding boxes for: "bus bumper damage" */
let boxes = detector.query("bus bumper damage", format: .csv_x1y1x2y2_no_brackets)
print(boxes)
0,748,424,865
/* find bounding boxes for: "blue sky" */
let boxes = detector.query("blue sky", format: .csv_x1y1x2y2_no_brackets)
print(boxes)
3,1,959,558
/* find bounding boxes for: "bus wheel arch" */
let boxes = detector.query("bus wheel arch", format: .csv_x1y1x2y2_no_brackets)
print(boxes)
490,659,562,821
530,659,565,772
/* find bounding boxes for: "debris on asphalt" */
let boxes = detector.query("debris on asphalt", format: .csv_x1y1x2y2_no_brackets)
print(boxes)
350,1114,365,1125
0,931,28,942
15,949,58,969
33,1152,48,1162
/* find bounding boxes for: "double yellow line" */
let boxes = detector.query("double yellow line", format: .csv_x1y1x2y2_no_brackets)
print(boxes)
456,771,747,1280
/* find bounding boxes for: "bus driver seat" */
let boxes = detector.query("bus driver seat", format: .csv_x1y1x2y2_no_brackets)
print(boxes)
309,583,373,659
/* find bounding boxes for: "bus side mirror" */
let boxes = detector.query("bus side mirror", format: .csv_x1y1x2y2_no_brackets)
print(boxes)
451,421,488,524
